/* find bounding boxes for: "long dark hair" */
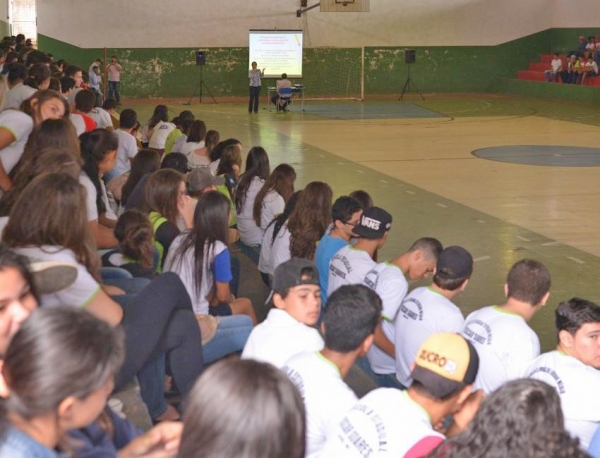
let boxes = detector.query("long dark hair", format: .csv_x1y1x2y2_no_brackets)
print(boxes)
114,210,155,269
80,129,119,216
234,147,270,214
268,190,302,246
179,359,306,458
253,164,296,227
3,173,101,280
209,138,240,163
426,379,585,458
121,149,161,205
1,307,124,445
288,182,332,259
170,191,230,298
216,144,242,200
148,104,168,129
141,169,185,225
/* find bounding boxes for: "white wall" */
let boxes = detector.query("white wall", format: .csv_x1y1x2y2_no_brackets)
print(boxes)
37,0,551,48
551,0,600,27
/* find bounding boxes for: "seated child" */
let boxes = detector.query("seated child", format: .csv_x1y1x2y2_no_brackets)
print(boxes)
242,258,324,368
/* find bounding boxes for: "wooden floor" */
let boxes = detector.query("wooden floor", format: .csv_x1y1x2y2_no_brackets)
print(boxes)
127,94,600,350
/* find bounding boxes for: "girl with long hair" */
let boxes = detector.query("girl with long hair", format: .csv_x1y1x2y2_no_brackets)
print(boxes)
258,190,302,281
426,379,588,458
0,89,68,191
147,105,175,154
182,120,210,169
3,173,204,423
253,163,296,232
234,146,270,249
205,129,220,156
120,148,161,207
142,169,196,270
179,359,305,458
80,129,119,229
0,307,125,456
141,104,168,147
268,182,332,273
210,138,241,178
165,191,257,325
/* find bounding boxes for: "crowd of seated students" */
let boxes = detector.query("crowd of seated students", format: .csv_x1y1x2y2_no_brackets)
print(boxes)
545,35,600,84
0,34,598,458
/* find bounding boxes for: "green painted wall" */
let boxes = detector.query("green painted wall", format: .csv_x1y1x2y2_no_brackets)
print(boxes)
36,29,584,99
494,77,600,105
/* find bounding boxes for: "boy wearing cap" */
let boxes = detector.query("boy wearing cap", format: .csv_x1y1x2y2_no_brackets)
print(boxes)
525,298,600,450
359,237,443,388
242,258,324,368
187,168,225,198
283,285,381,458
395,246,474,388
321,332,482,458
327,207,392,298
315,196,363,305
462,259,550,394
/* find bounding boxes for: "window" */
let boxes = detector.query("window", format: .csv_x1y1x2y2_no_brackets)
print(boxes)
10,0,37,45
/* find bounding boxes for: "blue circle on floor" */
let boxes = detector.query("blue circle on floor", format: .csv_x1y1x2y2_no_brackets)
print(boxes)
472,145,600,167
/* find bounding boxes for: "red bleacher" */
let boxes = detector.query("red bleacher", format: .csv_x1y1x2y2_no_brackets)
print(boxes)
517,54,600,86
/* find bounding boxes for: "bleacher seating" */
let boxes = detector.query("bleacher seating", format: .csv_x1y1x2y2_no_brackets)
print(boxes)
518,54,600,86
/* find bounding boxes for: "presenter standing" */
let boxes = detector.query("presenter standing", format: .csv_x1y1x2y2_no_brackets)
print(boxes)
248,61,265,113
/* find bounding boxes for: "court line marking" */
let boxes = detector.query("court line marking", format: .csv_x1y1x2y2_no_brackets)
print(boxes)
380,179,388,183
405,190,416,195
474,255,491,262
436,203,447,208
476,219,485,224
542,241,561,247
356,169,365,173
516,236,531,242
567,257,585,265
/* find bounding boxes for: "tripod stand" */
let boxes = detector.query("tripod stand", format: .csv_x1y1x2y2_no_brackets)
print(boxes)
398,64,425,101
185,65,217,105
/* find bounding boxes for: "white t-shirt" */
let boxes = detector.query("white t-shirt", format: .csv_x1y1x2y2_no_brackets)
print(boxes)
164,235,230,315
3,83,35,110
79,172,99,221
362,262,408,375
268,222,292,275
148,121,175,149
114,129,138,176
328,245,375,298
88,107,113,129
258,221,277,275
236,176,265,246
462,305,540,394
242,308,324,368
12,245,100,308
0,109,33,174
526,350,600,450
69,113,86,137
283,351,357,458
395,287,465,387
171,134,187,154
551,58,563,73
259,190,285,232
180,141,205,157
320,388,445,458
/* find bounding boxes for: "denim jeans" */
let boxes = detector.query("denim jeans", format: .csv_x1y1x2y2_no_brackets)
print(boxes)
203,315,253,365
355,357,406,389
108,81,121,102
235,240,260,266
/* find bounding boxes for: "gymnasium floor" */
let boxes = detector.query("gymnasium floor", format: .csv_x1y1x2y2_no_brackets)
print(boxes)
127,94,600,351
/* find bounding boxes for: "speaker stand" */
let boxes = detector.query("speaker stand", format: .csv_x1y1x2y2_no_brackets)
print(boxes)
184,65,217,105
398,65,425,101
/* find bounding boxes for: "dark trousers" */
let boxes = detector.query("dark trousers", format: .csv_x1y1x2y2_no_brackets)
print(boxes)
249,86,261,112
114,272,204,418
108,81,121,102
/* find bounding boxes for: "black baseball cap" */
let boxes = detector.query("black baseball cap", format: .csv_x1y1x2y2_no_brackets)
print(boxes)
436,246,473,280
272,258,319,294
352,207,392,240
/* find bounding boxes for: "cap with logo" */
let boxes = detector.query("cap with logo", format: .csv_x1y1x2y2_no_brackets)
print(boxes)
436,246,473,281
410,332,479,399
352,206,392,240
187,168,225,193
272,258,319,294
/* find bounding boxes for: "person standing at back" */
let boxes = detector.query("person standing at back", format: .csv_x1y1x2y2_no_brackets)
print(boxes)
248,61,265,113
107,55,123,104
462,258,551,394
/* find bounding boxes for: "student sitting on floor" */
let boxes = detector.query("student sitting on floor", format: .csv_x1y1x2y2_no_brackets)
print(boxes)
242,258,323,367
526,297,600,451
395,245,473,389
283,284,381,458
462,259,551,394
358,237,442,388
321,332,482,458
